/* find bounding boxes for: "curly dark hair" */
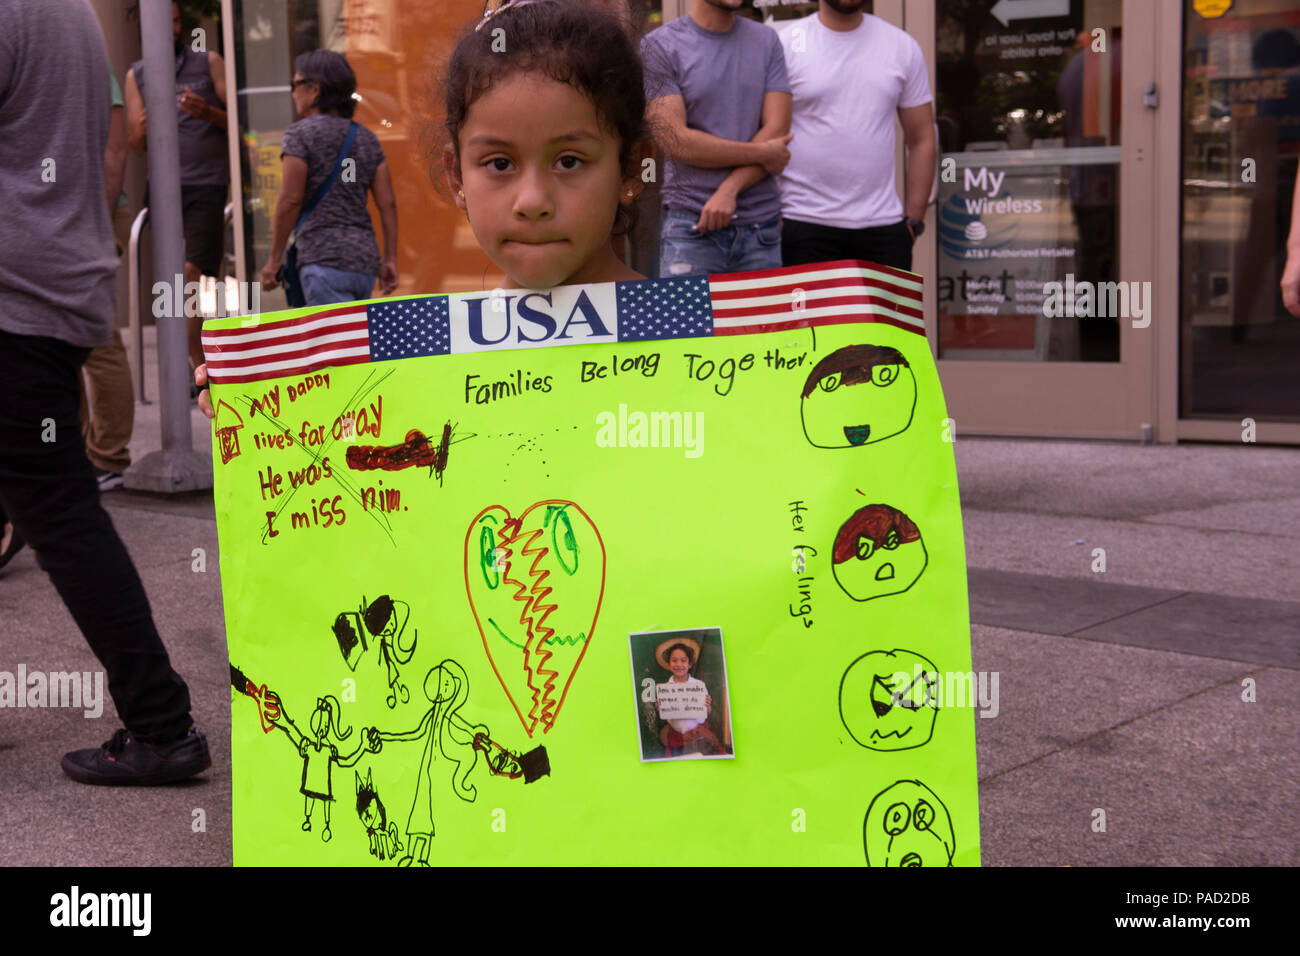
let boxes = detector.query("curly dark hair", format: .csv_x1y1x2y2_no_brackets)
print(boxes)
431,0,649,238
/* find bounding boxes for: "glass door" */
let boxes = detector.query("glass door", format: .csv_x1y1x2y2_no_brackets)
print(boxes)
1176,0,1300,442
906,0,1161,439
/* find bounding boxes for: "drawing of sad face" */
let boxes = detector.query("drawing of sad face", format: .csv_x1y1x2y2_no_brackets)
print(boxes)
839,649,939,751
832,504,927,601
864,780,956,867
800,344,916,448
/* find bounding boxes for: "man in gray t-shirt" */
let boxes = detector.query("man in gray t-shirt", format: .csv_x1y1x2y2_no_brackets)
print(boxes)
642,1,793,278
0,0,209,787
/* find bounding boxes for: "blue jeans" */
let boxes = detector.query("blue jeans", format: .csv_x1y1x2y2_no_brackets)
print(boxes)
300,263,376,306
658,208,783,278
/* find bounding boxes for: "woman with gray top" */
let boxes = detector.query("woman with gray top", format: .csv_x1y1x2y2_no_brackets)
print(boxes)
261,50,399,305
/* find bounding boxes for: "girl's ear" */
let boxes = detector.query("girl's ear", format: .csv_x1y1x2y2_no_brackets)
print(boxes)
620,137,655,206
444,144,467,213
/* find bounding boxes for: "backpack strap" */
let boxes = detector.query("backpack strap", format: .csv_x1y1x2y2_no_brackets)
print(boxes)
292,121,359,235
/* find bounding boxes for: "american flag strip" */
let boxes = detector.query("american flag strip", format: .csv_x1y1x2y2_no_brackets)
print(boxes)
202,260,924,385
708,260,923,337
202,304,371,385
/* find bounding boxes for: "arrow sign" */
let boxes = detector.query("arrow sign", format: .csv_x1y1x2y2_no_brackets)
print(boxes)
990,0,1070,27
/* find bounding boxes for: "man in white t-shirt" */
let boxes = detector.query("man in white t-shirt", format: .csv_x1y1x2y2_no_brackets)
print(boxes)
774,0,935,272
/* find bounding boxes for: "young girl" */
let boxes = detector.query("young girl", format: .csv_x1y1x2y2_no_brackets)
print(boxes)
655,639,722,758
442,0,649,290
197,0,649,414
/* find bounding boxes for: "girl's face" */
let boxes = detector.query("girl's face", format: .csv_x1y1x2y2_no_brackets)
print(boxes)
668,649,691,680
448,71,641,290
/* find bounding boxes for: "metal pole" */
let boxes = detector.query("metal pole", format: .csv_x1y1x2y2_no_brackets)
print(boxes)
125,0,212,492
221,0,247,289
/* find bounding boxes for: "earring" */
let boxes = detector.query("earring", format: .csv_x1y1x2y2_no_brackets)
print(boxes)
458,190,465,199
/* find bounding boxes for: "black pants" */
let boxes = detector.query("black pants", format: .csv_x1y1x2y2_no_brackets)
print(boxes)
0,329,193,743
782,218,914,272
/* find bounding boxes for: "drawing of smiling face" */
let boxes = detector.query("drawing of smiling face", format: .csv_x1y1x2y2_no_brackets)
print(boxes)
839,649,939,751
864,780,955,867
832,504,927,601
800,345,916,448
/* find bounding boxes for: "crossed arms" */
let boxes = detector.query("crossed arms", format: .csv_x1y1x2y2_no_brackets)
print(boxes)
646,90,792,233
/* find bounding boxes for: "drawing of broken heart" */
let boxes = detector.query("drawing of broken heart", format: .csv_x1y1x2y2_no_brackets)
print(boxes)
464,500,605,737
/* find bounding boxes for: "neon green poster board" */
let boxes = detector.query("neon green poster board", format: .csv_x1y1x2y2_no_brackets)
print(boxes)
205,262,980,865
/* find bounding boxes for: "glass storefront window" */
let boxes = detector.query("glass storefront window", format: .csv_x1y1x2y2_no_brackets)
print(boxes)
1180,0,1300,421
935,0,1122,362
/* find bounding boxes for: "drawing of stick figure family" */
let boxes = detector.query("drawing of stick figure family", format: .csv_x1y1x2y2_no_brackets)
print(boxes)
248,659,543,866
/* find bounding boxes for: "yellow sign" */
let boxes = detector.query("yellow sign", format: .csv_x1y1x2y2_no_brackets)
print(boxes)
1193,0,1233,18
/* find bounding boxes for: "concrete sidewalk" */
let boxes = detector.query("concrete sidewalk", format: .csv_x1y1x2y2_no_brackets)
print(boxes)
0,329,1296,865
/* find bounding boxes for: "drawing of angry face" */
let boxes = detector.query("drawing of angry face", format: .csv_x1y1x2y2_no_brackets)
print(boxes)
839,649,939,751
864,780,955,867
832,504,927,601
800,344,916,448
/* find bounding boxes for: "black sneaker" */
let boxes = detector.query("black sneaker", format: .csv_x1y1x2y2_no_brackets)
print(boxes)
93,467,125,492
61,727,211,786
0,520,24,573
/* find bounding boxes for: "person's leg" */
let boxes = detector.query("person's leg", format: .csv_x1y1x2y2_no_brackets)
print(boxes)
79,330,135,481
0,330,195,746
781,218,855,268
182,185,228,368
729,217,784,273
658,208,732,278
300,264,377,306
852,221,914,272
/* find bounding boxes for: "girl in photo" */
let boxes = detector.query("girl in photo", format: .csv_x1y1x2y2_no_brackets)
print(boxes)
655,637,723,757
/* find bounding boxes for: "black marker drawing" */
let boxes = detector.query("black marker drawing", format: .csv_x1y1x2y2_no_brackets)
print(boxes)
473,732,550,783
800,344,916,448
332,594,418,708
230,662,281,734
839,649,939,751
863,780,956,867
268,694,367,843
363,660,547,866
356,769,404,862
832,503,928,601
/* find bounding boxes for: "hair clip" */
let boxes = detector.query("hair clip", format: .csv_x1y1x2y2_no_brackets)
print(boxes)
474,0,549,33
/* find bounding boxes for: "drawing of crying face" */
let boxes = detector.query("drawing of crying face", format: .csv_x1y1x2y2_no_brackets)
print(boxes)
864,781,955,867
832,504,927,601
800,345,916,448
839,649,938,751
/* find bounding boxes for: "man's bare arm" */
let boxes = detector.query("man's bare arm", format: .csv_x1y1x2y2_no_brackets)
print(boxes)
694,91,793,233
647,93,790,173
124,68,147,153
105,103,127,214
899,102,936,225
716,91,792,200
